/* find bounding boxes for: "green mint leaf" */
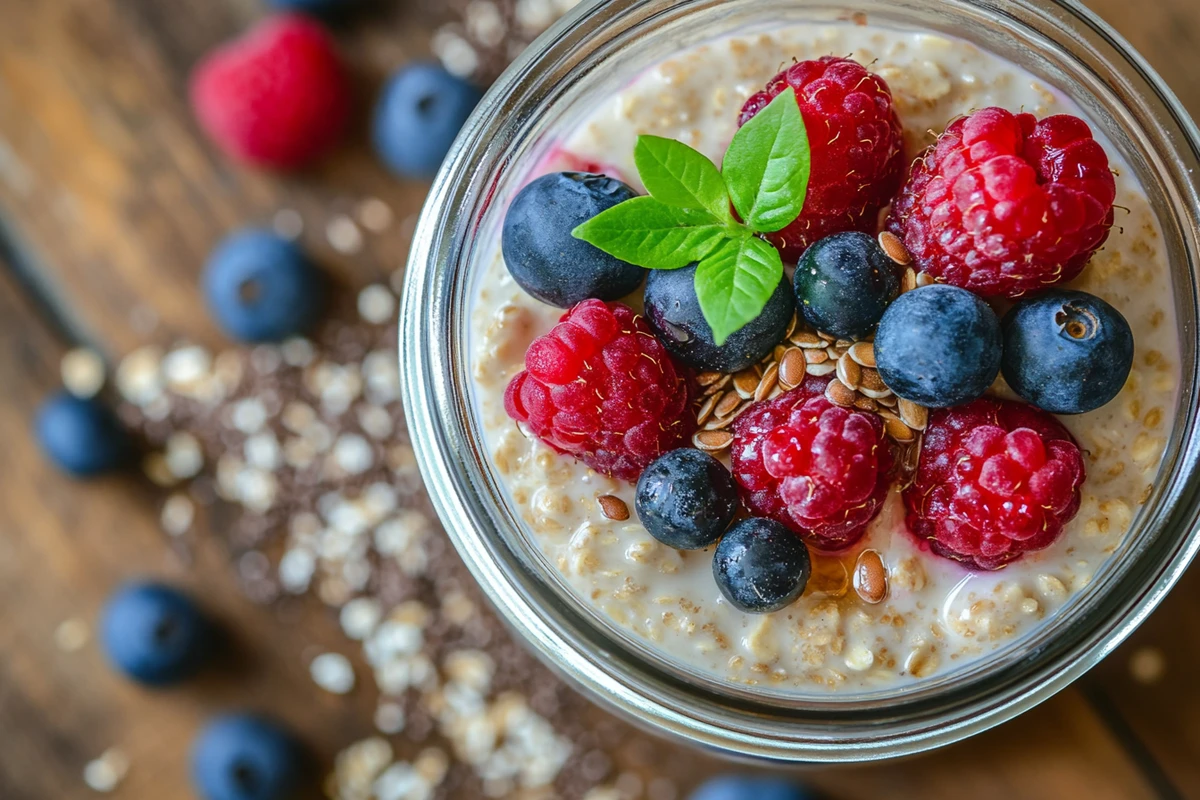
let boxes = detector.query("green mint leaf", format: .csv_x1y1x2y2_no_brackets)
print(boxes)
722,87,810,234
694,236,784,346
571,196,727,270
634,135,731,220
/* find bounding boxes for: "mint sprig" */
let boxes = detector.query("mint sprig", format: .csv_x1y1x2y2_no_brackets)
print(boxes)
572,88,810,346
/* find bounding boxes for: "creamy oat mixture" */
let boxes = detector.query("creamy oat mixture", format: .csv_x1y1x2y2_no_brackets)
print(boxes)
470,23,1180,692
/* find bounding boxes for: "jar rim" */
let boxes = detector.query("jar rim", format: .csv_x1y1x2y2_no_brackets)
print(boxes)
401,0,1200,761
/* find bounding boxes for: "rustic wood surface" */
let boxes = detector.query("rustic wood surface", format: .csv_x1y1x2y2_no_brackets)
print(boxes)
0,1,1196,798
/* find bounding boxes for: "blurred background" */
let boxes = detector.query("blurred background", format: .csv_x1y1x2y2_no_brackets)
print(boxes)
1,0,1198,798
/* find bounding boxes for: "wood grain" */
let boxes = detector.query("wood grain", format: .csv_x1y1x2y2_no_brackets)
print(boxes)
0,0,1195,798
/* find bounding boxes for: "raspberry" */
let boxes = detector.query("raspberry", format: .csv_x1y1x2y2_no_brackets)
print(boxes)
190,15,351,169
731,380,893,551
504,300,692,481
887,108,1116,298
738,57,905,262
904,398,1085,570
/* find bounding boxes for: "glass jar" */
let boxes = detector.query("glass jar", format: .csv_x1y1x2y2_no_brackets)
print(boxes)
400,0,1200,762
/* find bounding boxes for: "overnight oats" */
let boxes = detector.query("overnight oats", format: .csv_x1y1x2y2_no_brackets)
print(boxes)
467,22,1180,694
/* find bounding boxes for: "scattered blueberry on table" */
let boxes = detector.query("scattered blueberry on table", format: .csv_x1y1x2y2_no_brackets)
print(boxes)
645,262,794,372
712,518,812,613
635,448,739,550
1001,289,1135,414
874,284,1003,408
373,62,484,179
191,714,301,800
502,171,646,307
100,582,211,685
690,774,813,800
794,231,900,340
36,392,130,476
202,229,323,342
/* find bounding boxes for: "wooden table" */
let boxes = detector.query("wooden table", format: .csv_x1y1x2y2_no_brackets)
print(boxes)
0,1,1197,798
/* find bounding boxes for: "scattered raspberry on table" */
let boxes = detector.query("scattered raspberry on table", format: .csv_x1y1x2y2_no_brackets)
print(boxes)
504,299,693,482
190,14,351,169
904,397,1086,570
887,107,1116,298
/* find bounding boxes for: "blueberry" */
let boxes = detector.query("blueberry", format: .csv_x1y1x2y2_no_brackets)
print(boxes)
874,284,1002,408
100,582,211,685
268,0,356,13
712,518,811,613
202,229,323,342
645,263,794,372
373,63,483,179
794,232,900,339
690,775,813,800
36,392,130,476
191,714,301,800
502,171,645,307
635,448,739,549
1001,289,1134,414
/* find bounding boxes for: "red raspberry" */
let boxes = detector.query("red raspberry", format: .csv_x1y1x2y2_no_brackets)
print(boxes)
887,108,1116,298
904,398,1086,570
190,15,351,169
504,300,692,482
731,380,893,551
737,57,905,262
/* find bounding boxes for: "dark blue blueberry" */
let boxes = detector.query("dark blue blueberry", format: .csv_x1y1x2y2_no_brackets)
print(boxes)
874,284,1002,408
690,775,814,800
268,0,357,14
1001,289,1134,414
794,232,900,339
645,263,794,372
373,63,483,179
712,518,811,614
191,714,301,800
36,392,130,477
202,229,322,343
635,448,739,550
502,171,645,308
100,582,211,685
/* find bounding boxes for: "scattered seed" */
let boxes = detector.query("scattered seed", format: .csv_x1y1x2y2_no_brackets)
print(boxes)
825,379,856,407
901,267,918,294
715,391,742,418
778,348,806,389
598,495,630,521
884,416,916,442
701,374,731,396
853,549,888,604
803,349,829,365
697,371,725,386
791,331,824,348
858,368,891,398
898,398,928,431
693,430,733,452
817,330,836,342
848,341,876,368
733,370,760,399
806,361,836,377
916,271,936,287
311,652,356,694
853,396,878,412
836,354,862,390
695,393,719,426
784,314,799,339
754,362,778,402
773,344,788,363
876,394,898,408
878,230,912,265
61,348,106,399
